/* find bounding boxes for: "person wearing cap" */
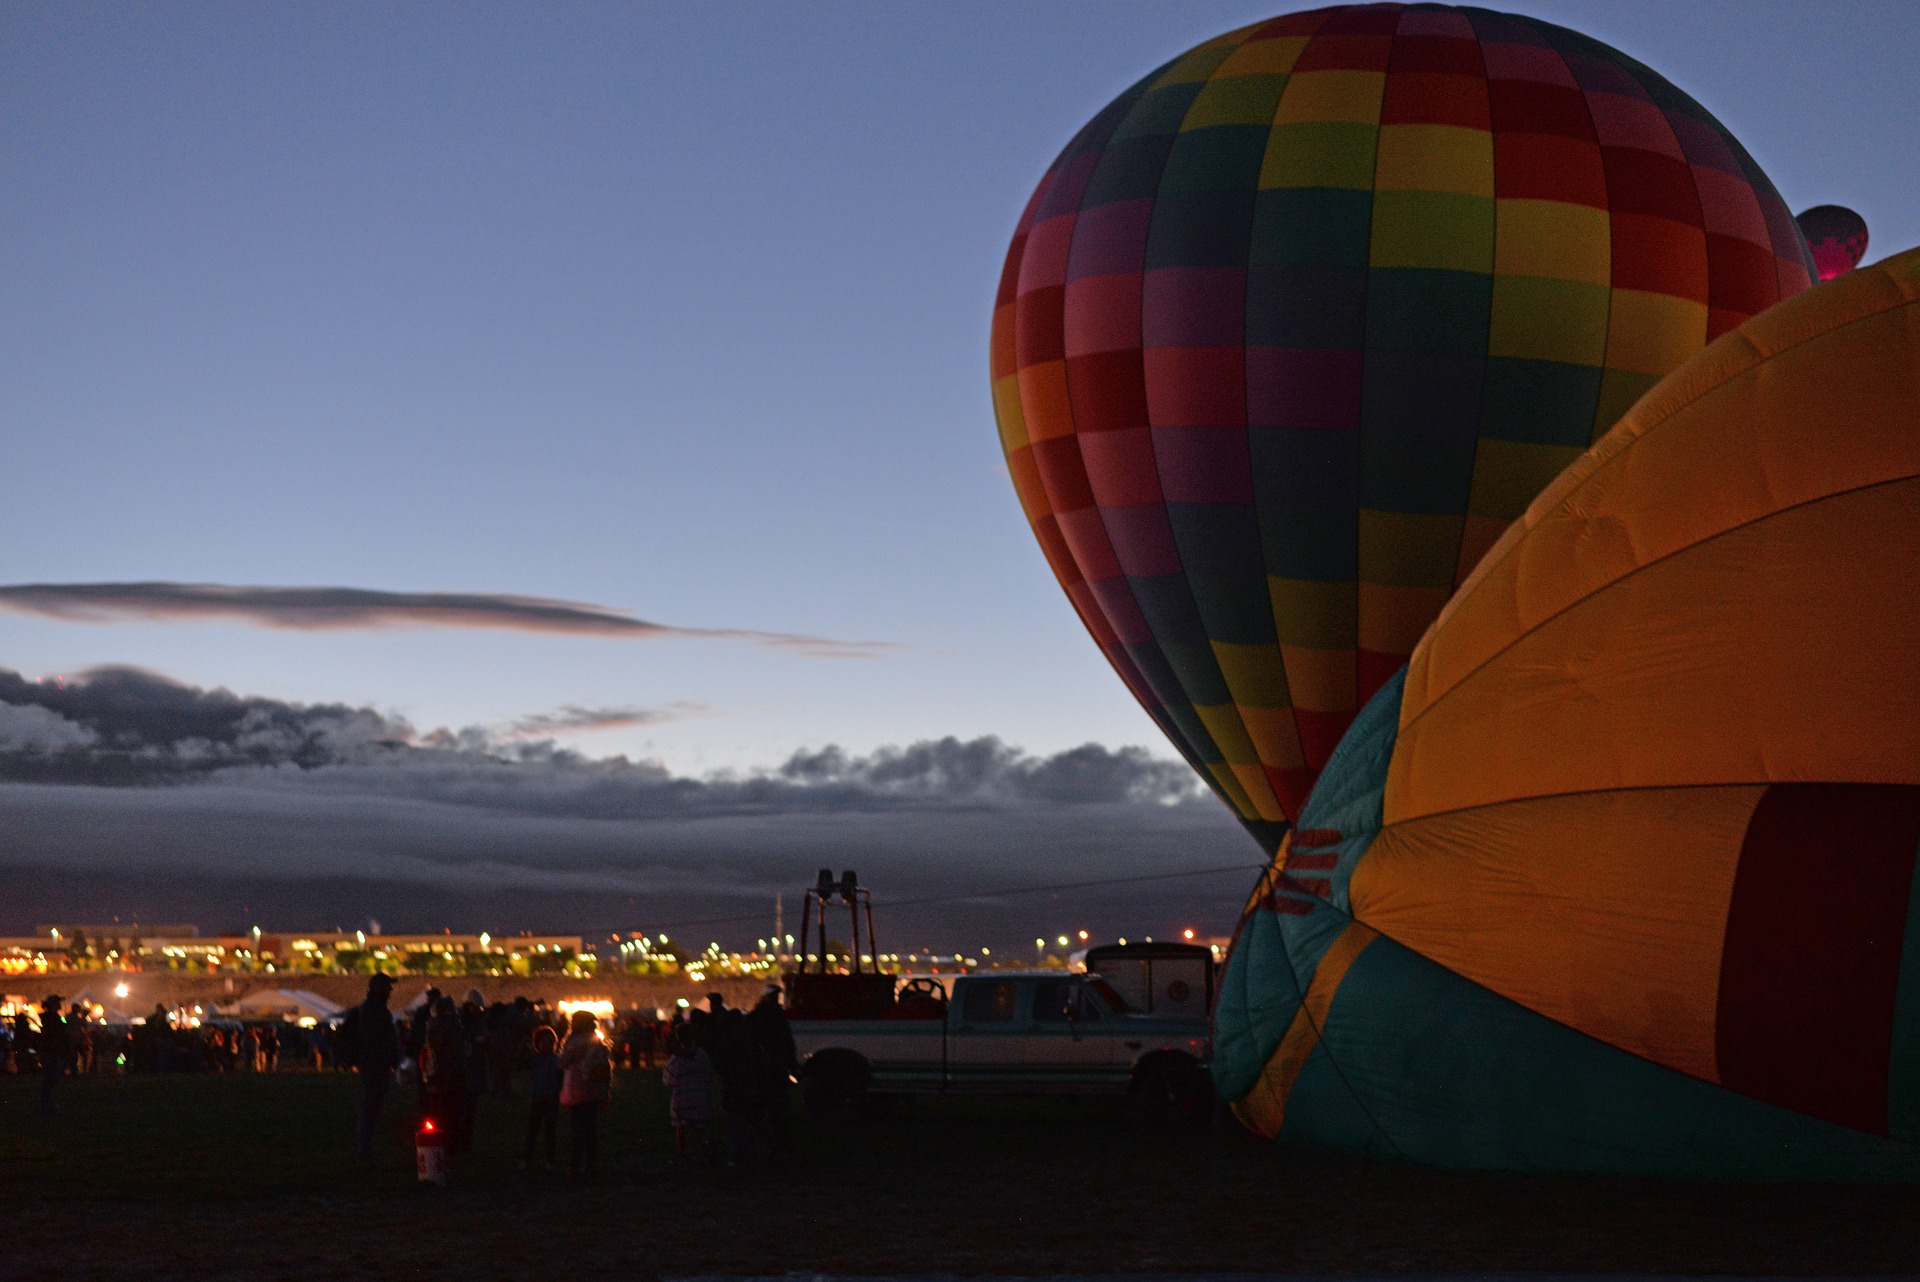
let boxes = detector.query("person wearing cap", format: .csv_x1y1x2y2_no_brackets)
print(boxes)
348,973,402,1162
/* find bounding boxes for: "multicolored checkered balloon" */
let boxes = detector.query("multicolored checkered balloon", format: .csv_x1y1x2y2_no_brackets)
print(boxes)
990,3,1816,850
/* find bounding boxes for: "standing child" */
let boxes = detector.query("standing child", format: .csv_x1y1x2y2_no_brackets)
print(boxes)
662,1025,717,1165
523,1024,562,1168
557,1011,612,1174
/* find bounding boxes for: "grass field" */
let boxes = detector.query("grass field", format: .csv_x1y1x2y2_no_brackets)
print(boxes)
4,1068,1919,1281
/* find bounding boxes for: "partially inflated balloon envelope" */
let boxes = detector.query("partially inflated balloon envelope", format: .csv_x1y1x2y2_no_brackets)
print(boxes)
1213,246,1920,1179
1798,203,1870,280
991,4,1815,849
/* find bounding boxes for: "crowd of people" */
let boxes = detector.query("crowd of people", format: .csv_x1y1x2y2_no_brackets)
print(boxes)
4,995,338,1113
10,978,802,1177
342,975,799,1175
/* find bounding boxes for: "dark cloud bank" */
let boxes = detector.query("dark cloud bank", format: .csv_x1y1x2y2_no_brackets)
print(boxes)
0,668,1259,945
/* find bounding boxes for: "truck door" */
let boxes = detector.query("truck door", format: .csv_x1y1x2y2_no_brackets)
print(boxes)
946,977,1026,1087
1024,978,1117,1086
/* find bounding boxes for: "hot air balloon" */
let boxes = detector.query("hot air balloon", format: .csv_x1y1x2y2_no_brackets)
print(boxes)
1798,203,1870,280
1213,246,1920,1179
991,4,1816,850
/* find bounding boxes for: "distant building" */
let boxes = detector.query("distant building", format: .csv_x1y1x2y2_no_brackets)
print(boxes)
4,925,586,976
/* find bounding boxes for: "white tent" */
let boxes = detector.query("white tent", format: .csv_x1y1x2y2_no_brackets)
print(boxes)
228,988,345,1022
69,987,147,1023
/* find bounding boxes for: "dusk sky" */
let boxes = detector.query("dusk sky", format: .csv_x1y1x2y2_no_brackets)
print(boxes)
2,2,1914,942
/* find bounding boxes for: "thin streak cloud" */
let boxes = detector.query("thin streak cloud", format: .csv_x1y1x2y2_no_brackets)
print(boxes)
500,703,711,739
0,582,900,659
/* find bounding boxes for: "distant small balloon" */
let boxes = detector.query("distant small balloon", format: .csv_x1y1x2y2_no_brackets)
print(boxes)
1796,204,1869,280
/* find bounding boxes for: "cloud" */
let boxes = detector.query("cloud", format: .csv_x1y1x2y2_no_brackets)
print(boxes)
500,703,709,739
0,666,1201,809
0,582,900,659
0,702,98,753
0,666,1253,941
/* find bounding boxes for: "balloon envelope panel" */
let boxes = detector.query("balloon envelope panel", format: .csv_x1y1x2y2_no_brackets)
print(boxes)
1214,247,1920,1177
991,3,1815,844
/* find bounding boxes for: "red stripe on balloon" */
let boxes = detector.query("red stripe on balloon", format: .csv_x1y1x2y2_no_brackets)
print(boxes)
1715,783,1920,1135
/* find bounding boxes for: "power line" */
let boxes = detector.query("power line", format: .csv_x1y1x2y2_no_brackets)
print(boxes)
639,862,1269,936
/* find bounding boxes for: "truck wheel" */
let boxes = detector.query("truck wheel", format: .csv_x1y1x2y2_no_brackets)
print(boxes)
801,1056,869,1122
1131,1055,1212,1126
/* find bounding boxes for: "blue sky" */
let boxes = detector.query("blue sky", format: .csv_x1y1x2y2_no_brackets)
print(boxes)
0,3,1915,940
4,0,1915,775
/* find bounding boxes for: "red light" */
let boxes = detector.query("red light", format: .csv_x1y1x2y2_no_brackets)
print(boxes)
420,1119,436,1133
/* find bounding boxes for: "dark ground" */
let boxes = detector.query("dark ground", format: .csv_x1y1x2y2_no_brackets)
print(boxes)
3,1070,1918,1281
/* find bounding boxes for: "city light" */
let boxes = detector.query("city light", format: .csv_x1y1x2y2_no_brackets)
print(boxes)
114,983,130,998
1183,929,1195,940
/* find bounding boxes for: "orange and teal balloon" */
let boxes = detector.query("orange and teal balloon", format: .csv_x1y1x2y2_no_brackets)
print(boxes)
1215,246,1920,1178
990,3,1815,850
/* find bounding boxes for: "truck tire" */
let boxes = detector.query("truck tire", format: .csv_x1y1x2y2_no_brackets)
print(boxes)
1130,1053,1212,1126
800,1053,869,1123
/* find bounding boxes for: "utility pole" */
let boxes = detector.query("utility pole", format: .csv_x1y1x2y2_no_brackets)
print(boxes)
774,893,784,960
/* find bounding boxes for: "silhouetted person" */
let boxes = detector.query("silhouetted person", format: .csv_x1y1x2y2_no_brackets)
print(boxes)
522,1024,561,1167
664,1024,716,1165
486,1000,515,1098
409,986,440,1108
558,1011,611,1174
135,1004,170,1073
510,996,536,1072
458,989,488,1144
68,1002,95,1075
37,996,69,1116
747,985,799,1156
346,973,401,1162
11,1010,33,1074
424,995,470,1150
705,993,762,1164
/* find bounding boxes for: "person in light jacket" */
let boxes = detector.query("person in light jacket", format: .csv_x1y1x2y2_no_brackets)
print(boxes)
557,1011,612,1174
663,1023,717,1165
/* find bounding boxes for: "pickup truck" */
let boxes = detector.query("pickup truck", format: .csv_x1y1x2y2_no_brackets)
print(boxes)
791,968,1212,1121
